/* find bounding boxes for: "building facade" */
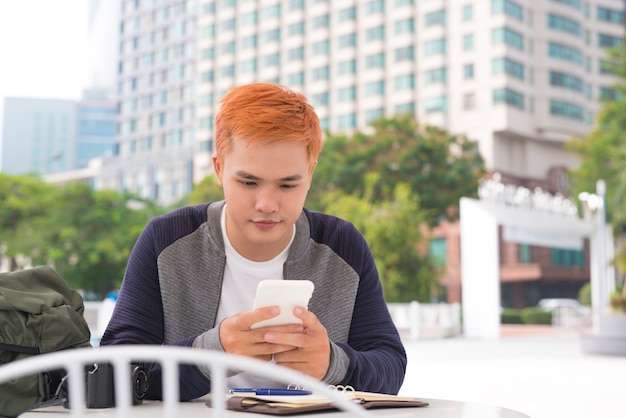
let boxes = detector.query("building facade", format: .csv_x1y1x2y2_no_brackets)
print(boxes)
1,98,78,175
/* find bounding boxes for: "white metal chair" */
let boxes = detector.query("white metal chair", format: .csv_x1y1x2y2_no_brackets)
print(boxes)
0,345,370,418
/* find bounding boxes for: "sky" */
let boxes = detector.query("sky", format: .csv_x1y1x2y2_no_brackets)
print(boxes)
0,0,89,142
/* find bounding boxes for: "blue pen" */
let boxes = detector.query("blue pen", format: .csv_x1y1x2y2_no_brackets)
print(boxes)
230,388,312,396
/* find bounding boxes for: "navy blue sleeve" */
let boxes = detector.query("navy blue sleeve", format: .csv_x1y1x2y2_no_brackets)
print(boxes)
100,205,212,400
305,209,407,394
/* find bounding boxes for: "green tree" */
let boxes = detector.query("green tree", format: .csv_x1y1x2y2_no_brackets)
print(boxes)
567,45,626,276
308,115,485,223
1,175,160,297
322,174,439,302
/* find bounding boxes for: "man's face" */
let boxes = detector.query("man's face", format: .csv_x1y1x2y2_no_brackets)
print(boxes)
213,137,315,262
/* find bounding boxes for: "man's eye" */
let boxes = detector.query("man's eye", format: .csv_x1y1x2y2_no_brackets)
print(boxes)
240,181,257,186
281,184,297,189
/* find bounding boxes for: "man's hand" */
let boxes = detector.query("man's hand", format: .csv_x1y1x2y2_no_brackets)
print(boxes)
219,306,302,362
263,307,331,380
219,307,331,380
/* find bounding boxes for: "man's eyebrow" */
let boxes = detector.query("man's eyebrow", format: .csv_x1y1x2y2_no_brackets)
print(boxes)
235,171,302,182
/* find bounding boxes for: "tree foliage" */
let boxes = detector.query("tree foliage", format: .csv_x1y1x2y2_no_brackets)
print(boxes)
567,45,626,275
308,115,486,224
321,174,440,302
0,174,161,297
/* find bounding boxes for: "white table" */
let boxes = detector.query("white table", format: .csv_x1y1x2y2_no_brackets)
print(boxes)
21,397,531,418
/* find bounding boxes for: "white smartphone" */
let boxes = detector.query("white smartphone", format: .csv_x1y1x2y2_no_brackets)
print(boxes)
250,280,314,329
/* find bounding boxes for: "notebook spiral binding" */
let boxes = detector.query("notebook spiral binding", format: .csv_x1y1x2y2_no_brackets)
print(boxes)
287,384,355,392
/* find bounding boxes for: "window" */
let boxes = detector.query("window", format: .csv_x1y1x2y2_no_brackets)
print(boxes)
597,7,624,24
424,38,446,56
200,47,215,60
264,53,280,67
550,99,584,120
287,72,304,85
599,86,621,101
548,13,581,37
366,52,385,68
492,57,524,80
551,248,584,266
288,46,304,61
366,26,385,41
365,80,385,96
549,71,583,92
548,42,582,65
289,0,304,11
492,0,523,21
220,64,235,77
241,35,257,49
395,102,415,114
338,59,357,75
365,108,385,125
221,18,236,31
338,6,357,22
424,96,447,113
492,27,523,50
395,18,414,34
395,0,414,6
550,0,580,10
429,238,447,266
241,11,258,26
395,45,414,62
395,74,415,90
519,244,532,264
311,92,329,106
424,67,447,84
598,34,623,48
425,10,446,26
463,5,473,21
312,40,330,55
240,58,257,73
338,33,357,48
493,88,524,109
312,65,330,80
312,14,330,29
338,113,357,129
265,28,281,43
264,4,281,19
338,86,357,101
220,40,236,54
366,0,384,15
464,63,474,79
288,21,305,35
463,34,474,51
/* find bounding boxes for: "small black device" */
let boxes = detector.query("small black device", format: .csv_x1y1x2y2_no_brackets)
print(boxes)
86,362,149,408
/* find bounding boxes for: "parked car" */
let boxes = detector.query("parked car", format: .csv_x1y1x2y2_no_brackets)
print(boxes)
537,298,588,312
537,298,591,327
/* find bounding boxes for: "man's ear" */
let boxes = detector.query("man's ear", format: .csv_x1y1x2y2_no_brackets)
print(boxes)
212,154,224,187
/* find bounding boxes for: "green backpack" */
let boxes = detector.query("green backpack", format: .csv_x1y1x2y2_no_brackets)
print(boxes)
0,266,92,417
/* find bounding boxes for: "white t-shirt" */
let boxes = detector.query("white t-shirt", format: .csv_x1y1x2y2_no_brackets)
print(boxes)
216,205,295,388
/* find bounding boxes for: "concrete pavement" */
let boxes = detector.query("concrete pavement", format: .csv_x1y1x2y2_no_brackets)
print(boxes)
398,326,624,418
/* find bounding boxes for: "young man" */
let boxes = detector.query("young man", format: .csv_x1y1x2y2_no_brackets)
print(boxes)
100,83,407,400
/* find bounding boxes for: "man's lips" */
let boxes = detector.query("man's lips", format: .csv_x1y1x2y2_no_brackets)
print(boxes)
252,219,280,229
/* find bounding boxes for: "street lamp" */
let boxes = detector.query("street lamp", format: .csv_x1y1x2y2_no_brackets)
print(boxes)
579,179,611,334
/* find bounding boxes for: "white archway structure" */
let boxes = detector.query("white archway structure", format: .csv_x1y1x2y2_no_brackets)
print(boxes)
460,179,614,340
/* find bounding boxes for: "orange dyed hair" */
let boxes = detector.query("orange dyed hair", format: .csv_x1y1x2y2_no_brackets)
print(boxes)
214,83,322,165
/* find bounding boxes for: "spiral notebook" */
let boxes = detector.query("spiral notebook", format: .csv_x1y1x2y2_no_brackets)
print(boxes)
208,385,429,415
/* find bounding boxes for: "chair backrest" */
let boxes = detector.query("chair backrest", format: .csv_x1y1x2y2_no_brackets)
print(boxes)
0,345,371,418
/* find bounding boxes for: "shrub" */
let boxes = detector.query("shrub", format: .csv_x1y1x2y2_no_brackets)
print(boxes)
520,307,552,325
501,308,523,324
